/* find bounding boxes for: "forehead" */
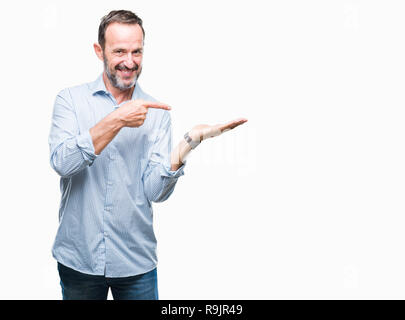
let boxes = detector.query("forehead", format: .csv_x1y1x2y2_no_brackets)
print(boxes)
104,22,144,48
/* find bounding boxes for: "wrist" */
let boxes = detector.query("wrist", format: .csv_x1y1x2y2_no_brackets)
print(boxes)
184,131,201,149
108,110,125,131
188,129,202,143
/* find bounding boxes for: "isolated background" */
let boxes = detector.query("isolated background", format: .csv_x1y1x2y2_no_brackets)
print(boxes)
1,0,405,299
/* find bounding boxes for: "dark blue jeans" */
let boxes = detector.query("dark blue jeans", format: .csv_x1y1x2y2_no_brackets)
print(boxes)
57,262,158,300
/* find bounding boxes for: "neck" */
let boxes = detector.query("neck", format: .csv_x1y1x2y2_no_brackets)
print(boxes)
102,72,135,104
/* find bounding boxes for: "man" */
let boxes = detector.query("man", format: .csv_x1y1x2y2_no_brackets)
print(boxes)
48,10,247,300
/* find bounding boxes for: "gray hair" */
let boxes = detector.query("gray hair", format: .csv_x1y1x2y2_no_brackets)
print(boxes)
98,10,145,49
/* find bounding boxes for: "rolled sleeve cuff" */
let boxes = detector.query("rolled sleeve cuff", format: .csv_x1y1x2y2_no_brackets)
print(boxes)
76,130,97,165
160,161,186,178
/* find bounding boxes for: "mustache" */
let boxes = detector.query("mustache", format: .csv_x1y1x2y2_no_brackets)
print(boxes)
115,64,139,72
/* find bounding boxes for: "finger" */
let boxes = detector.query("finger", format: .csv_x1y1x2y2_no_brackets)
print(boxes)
219,118,248,132
143,102,171,110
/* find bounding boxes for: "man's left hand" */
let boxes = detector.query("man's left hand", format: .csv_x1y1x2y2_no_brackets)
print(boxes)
189,118,248,142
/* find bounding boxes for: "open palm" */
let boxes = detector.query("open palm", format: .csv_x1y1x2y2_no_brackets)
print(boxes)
190,118,248,142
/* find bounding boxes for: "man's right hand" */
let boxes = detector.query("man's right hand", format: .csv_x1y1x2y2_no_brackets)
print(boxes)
116,99,171,128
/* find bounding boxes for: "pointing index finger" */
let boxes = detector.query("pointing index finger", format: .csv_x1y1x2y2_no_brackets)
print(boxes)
144,102,171,110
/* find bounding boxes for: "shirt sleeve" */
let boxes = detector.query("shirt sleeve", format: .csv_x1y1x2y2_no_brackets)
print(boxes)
48,89,98,178
143,111,185,203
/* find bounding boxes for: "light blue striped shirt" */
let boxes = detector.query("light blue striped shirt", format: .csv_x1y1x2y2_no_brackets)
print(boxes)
48,74,185,277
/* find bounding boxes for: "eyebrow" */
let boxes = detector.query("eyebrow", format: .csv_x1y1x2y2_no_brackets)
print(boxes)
112,47,143,52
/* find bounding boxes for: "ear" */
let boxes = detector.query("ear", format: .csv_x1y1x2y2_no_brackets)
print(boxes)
93,43,104,61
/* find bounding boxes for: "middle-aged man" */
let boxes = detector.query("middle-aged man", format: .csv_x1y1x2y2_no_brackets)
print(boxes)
48,10,247,300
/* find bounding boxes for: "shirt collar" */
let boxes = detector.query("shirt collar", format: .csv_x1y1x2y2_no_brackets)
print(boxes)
90,74,108,95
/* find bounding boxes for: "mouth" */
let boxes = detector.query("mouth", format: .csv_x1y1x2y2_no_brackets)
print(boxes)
116,64,138,79
117,69,134,79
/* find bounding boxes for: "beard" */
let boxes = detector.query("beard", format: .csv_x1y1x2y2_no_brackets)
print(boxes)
103,56,142,91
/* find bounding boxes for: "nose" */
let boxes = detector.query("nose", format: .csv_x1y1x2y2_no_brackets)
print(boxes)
123,52,135,69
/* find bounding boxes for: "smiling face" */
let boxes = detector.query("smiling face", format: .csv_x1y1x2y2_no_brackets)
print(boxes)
97,22,144,91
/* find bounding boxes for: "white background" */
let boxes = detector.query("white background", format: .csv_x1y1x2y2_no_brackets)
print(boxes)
0,0,405,299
